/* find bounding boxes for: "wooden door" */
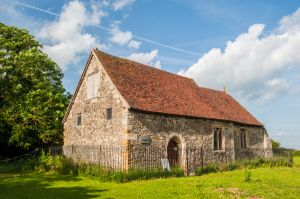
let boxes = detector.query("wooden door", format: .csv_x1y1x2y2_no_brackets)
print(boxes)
167,140,179,167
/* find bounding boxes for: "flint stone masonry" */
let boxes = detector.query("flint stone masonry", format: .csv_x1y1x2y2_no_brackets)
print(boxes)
63,50,273,173
126,110,272,172
63,55,129,168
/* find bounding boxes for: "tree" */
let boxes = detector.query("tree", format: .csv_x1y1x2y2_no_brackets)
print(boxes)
271,139,281,149
0,23,70,151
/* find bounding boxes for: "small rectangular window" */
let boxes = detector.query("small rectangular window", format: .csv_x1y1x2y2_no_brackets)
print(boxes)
240,129,247,149
106,108,112,120
213,127,223,150
76,114,82,126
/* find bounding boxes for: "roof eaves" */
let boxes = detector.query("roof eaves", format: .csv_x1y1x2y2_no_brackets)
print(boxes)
128,107,263,127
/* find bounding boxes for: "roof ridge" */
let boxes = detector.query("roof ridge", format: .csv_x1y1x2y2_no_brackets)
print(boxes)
93,48,195,83
198,86,224,93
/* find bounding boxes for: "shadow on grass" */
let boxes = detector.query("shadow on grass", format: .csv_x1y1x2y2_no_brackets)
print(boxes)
0,174,108,199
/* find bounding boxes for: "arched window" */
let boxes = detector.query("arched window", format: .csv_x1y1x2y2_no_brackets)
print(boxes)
214,127,223,150
240,129,247,149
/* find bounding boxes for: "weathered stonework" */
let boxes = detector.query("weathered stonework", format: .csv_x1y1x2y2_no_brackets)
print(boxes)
126,110,272,173
63,54,129,167
63,51,273,173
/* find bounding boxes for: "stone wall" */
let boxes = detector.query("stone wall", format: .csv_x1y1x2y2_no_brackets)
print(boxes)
63,54,129,166
127,110,271,173
233,125,272,160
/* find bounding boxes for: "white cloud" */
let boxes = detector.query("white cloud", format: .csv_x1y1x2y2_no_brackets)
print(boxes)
128,40,141,49
128,49,161,69
278,8,300,33
263,78,289,101
109,25,141,49
153,60,161,69
179,8,300,102
112,0,135,11
109,26,132,46
38,0,106,71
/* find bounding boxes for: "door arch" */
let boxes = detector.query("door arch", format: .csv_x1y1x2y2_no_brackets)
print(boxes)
167,137,181,167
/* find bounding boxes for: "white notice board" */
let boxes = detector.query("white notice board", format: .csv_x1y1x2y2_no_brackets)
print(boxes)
161,158,170,171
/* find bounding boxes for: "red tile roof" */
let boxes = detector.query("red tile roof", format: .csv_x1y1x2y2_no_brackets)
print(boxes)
94,49,262,126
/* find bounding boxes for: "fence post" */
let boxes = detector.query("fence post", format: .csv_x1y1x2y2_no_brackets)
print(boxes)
288,151,293,165
99,145,101,169
193,149,196,173
248,150,250,163
201,146,204,173
186,148,189,176
71,144,73,155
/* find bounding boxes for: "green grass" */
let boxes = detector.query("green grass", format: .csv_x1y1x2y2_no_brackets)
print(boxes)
0,156,299,199
294,156,300,167
1,161,300,199
293,150,300,157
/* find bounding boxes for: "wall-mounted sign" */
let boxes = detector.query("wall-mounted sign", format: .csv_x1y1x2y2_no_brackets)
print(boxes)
127,134,138,140
140,135,150,144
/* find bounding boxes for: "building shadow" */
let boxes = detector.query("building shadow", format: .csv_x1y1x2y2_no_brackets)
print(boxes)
0,174,108,199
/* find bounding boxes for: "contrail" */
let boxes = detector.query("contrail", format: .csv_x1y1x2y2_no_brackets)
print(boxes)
12,1,59,17
132,35,200,56
8,0,201,56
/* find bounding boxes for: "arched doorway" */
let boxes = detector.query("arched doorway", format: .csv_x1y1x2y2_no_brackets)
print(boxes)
167,137,180,167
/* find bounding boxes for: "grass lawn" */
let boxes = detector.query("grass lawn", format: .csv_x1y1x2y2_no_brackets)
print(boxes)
0,157,299,199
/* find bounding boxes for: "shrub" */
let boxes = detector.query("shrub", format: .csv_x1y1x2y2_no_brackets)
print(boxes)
267,156,293,167
195,156,293,176
3,152,184,182
243,158,265,169
227,161,240,171
35,150,77,175
78,164,184,183
195,163,219,176
77,164,110,180
229,157,292,170
122,167,184,182
170,166,185,177
271,139,281,149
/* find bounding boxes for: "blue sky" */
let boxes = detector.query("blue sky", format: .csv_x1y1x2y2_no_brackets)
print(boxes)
1,0,300,149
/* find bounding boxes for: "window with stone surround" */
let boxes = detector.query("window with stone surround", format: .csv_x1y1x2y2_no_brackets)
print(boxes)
87,72,100,99
106,108,112,120
76,114,82,126
213,127,223,150
240,129,247,149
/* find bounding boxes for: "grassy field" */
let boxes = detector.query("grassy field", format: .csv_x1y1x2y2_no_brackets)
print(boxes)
0,157,299,199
